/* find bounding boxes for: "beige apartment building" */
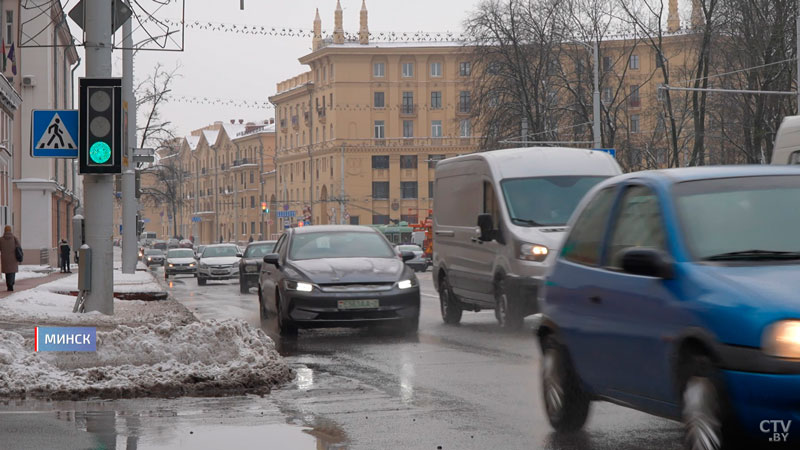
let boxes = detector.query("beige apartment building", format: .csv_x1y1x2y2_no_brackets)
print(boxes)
269,1,479,227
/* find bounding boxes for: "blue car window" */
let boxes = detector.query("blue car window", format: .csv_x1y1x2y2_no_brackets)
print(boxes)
561,187,617,266
606,185,667,268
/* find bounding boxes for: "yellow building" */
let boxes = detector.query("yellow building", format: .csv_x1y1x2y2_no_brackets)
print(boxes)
269,0,479,227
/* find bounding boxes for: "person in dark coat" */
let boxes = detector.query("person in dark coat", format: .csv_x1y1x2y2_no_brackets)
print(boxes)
59,239,71,273
0,225,20,291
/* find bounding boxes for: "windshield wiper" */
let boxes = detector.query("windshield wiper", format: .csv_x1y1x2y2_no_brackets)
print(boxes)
510,217,540,226
704,249,800,261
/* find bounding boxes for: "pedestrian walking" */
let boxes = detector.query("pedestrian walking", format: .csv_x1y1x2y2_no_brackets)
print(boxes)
0,225,21,291
59,239,71,273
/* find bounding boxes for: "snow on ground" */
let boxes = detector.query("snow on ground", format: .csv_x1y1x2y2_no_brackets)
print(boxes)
0,319,292,399
11,265,54,282
44,269,164,294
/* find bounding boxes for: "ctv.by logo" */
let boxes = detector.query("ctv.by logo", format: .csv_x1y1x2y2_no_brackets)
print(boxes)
761,420,791,443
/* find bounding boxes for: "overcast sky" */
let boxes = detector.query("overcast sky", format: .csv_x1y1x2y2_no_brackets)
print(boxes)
103,0,478,137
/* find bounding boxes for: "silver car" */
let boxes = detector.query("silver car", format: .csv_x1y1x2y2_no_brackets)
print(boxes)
397,244,428,272
196,244,242,286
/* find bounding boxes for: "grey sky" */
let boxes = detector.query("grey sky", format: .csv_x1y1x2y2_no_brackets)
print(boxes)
123,0,477,137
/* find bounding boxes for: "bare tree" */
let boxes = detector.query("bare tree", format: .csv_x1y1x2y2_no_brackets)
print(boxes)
136,62,182,149
140,139,187,238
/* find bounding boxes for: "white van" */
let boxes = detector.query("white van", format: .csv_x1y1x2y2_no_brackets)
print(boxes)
771,115,800,164
432,147,621,329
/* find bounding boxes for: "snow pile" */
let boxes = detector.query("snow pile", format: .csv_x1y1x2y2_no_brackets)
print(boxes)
14,265,53,282
44,270,164,294
0,319,292,399
0,289,194,327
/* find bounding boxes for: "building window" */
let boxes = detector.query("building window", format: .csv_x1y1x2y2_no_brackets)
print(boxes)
428,180,434,198
401,214,418,224
459,61,471,76
629,85,641,108
430,62,442,77
403,120,414,138
251,222,256,234
402,91,414,114
431,120,443,138
428,154,445,168
630,114,640,133
349,216,360,225
250,196,255,208
374,120,385,139
402,62,414,77
5,11,12,44
250,171,254,183
370,184,390,206
372,215,390,225
602,56,612,72
400,155,418,169
373,62,385,77
431,91,442,109
459,91,471,113
630,54,640,70
372,155,389,169
374,91,385,108
602,87,613,104
401,181,418,199
459,119,471,137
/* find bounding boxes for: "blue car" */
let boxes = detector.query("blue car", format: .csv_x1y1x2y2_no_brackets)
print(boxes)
537,166,800,449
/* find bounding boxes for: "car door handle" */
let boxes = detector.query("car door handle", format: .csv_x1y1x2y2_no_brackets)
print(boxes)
589,296,602,304
435,230,454,237
470,237,483,244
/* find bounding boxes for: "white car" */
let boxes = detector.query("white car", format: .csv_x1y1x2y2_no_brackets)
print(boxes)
164,248,197,279
196,244,242,286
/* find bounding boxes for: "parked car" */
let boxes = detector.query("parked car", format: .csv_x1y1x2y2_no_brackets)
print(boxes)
152,240,167,251
178,239,194,249
239,240,277,293
537,166,800,449
164,248,198,279
196,244,242,286
396,244,428,272
143,248,165,267
432,146,621,329
258,225,420,336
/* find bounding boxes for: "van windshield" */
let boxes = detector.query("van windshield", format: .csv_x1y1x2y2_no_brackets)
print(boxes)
501,176,608,227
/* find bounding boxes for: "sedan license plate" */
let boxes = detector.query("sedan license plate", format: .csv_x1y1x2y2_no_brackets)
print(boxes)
337,299,379,310
212,270,228,275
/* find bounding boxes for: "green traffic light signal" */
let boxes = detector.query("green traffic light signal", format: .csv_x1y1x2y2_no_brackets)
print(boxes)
89,141,111,164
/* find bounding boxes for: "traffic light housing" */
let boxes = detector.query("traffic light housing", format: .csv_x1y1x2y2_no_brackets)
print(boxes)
261,202,268,213
79,78,122,174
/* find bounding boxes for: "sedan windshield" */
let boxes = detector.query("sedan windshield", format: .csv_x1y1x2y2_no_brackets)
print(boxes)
144,249,163,256
167,249,194,259
244,243,276,258
202,246,238,258
289,231,395,261
501,176,608,227
675,176,800,261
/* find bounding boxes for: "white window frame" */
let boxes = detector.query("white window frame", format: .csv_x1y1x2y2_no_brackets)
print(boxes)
402,62,414,78
373,62,385,78
630,114,640,133
630,54,640,70
430,62,442,77
460,119,471,137
403,120,414,138
374,120,385,139
431,120,443,138
459,61,471,76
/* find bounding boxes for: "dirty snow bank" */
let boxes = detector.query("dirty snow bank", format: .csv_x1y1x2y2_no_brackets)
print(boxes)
45,270,164,294
0,319,292,399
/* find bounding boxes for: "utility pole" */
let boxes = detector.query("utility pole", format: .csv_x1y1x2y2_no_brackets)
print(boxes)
340,144,345,224
259,141,264,238
796,0,800,113
592,39,602,149
121,7,137,274
83,0,114,314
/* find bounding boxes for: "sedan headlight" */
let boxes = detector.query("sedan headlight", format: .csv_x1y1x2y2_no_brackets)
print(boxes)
168,263,174,268
285,280,314,292
519,243,549,262
762,320,800,359
189,263,196,267
397,279,415,290
147,257,152,261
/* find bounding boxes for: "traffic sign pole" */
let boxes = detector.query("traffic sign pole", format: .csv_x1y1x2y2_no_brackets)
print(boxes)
121,13,137,275
82,0,114,315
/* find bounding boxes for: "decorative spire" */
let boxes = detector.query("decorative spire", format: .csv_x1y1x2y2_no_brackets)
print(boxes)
691,0,704,28
359,0,369,45
313,8,323,51
333,0,344,44
667,0,679,32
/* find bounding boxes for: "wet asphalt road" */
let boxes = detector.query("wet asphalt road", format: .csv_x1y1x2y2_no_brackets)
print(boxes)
0,267,686,450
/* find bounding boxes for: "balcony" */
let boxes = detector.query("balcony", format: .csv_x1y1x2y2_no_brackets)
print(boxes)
400,104,417,117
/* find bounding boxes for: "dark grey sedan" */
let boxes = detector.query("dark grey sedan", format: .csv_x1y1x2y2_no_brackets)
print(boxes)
257,225,420,336
239,240,277,293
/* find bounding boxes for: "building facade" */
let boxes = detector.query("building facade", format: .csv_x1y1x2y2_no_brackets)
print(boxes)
269,1,479,228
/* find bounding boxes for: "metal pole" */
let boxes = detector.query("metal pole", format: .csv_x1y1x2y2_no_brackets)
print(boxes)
340,144,345,224
796,0,800,112
121,9,137,274
83,0,114,314
592,39,602,149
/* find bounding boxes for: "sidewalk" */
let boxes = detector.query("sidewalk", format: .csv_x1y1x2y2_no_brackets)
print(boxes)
0,271,70,300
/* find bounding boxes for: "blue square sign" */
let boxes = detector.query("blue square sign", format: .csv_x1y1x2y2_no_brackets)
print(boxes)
31,110,79,158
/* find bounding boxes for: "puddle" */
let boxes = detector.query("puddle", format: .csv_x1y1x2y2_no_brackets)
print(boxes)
0,399,348,450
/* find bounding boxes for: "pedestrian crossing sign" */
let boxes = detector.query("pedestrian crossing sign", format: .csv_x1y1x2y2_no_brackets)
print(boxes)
31,110,79,158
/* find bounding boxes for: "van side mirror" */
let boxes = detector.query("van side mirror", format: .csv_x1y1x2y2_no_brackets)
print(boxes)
263,253,280,267
477,214,495,241
619,247,674,279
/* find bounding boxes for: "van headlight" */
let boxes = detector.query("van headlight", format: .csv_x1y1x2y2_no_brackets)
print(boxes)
519,243,549,262
762,320,800,359
285,280,313,292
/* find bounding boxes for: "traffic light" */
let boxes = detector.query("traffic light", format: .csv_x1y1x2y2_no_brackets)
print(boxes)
261,201,268,213
136,214,144,236
79,78,122,174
